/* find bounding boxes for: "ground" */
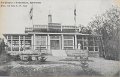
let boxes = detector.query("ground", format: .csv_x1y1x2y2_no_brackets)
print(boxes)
0,56,119,77
47,56,120,76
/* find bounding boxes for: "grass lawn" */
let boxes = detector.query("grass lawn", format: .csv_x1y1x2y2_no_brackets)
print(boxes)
0,56,119,77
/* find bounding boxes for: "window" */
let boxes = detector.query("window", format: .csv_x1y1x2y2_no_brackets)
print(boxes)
64,40,73,46
12,40,19,46
63,35,74,49
12,47,19,51
50,40,60,49
25,40,31,45
25,36,31,39
36,36,46,46
95,47,98,51
88,47,94,51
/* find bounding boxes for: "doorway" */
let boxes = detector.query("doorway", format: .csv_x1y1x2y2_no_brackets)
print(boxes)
50,40,60,50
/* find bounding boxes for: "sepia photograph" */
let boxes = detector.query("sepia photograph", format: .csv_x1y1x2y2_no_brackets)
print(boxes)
0,0,120,77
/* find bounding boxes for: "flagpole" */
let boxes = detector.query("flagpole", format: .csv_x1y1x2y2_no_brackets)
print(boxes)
29,4,34,27
29,4,34,49
32,4,34,28
74,3,77,32
32,4,34,50
74,4,76,26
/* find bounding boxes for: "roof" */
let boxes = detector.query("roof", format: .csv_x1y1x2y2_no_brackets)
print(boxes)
3,33,29,36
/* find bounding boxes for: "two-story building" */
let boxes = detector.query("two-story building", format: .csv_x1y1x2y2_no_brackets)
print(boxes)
3,14,102,57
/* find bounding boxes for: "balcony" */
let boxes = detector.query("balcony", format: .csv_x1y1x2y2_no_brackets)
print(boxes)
62,25,78,29
25,27,33,33
25,24,79,33
25,36,31,40
33,25,47,32
33,25,47,29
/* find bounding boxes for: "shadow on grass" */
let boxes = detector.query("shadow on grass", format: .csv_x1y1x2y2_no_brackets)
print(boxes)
18,61,63,65
60,58,94,62
10,64,102,77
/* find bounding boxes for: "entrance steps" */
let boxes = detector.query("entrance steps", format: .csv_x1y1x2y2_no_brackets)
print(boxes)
51,50,67,57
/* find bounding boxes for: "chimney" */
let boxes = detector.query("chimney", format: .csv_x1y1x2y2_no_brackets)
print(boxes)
48,14,52,23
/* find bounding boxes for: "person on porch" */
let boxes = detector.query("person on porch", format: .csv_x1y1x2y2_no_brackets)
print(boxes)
78,43,81,50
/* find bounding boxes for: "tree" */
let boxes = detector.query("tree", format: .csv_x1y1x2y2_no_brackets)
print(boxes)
88,6,120,60
78,25,92,34
0,38,6,55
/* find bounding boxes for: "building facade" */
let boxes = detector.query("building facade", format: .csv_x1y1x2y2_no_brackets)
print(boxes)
3,14,102,57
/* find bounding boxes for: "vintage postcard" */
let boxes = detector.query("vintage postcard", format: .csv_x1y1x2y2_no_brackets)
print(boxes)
0,0,119,77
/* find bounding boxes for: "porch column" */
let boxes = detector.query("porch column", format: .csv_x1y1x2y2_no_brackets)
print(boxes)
33,34,36,50
6,36,8,51
61,34,64,49
47,34,50,50
23,36,25,51
61,25,62,32
11,36,13,51
75,35,77,49
73,36,75,49
82,36,84,50
86,36,88,50
93,37,95,52
19,36,20,51
46,35,47,49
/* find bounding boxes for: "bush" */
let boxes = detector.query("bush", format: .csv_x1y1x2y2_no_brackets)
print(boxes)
0,53,11,65
103,46,119,61
40,56,47,62
28,56,32,61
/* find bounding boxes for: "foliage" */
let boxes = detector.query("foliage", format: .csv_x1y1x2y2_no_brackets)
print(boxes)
0,39,6,55
79,25,92,34
40,53,47,62
88,6,120,60
0,39,11,64
28,56,32,61
0,53,11,65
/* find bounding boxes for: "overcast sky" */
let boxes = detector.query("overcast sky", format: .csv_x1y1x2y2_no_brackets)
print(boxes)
0,0,118,37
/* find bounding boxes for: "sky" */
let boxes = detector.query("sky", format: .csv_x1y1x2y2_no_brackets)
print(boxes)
0,0,118,37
